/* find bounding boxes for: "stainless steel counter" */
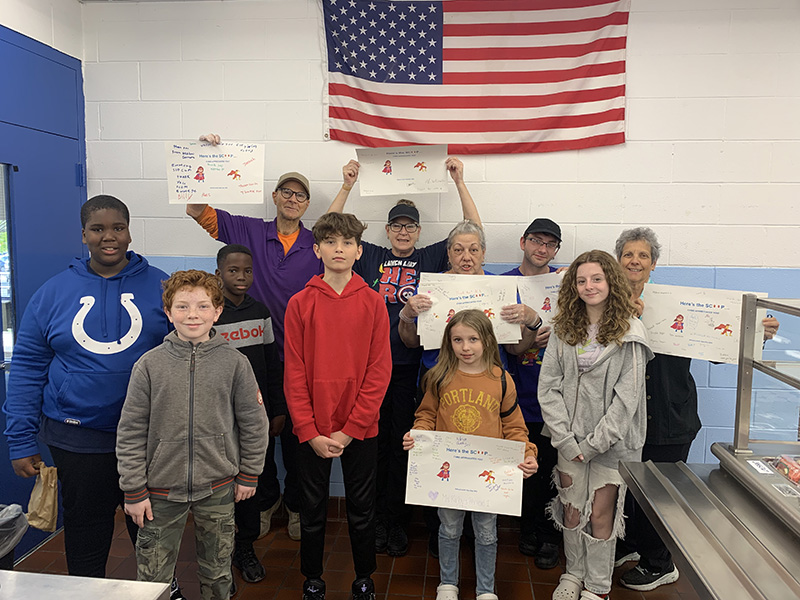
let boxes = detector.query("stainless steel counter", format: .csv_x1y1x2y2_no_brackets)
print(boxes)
620,460,800,600
0,571,169,599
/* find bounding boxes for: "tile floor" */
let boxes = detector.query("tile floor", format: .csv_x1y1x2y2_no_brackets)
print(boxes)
15,501,701,600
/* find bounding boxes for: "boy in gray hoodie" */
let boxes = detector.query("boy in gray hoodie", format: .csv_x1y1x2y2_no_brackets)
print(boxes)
117,270,268,600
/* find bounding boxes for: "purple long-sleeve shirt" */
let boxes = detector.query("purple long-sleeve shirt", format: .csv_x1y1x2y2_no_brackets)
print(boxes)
216,209,322,359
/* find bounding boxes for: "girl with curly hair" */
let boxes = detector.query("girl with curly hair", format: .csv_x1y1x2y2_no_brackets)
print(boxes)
538,250,653,600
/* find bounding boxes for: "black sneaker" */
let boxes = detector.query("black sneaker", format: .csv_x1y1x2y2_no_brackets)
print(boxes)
351,577,376,600
386,523,408,557
170,577,187,600
302,578,326,600
518,533,537,556
232,545,266,583
620,564,679,591
614,545,640,568
375,519,388,553
428,532,439,558
534,542,560,570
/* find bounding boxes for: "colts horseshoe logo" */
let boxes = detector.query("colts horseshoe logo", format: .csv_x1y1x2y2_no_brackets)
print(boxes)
72,293,143,354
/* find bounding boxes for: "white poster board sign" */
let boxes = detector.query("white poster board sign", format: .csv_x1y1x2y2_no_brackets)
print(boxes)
516,271,563,327
406,430,525,517
356,145,448,196
641,284,767,364
166,141,265,204
417,273,520,349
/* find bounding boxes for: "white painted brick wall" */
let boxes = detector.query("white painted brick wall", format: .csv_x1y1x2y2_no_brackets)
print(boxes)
7,0,800,268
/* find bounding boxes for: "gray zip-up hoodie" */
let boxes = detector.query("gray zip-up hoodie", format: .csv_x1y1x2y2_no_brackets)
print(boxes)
538,318,654,469
117,330,268,504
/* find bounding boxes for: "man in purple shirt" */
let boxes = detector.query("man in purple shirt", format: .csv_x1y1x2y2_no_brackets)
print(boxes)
186,134,357,548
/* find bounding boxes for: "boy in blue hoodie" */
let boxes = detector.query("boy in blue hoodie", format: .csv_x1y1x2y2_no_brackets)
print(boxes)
2,195,170,579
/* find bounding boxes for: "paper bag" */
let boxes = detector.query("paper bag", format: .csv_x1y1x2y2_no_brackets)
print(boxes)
26,462,58,532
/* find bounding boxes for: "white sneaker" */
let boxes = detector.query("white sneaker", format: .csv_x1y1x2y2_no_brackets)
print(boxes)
476,594,498,600
257,497,281,539
287,508,301,541
436,584,459,600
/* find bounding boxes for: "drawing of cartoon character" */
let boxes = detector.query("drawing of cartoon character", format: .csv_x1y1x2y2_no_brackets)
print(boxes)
227,169,241,180
483,308,495,319
671,314,684,332
437,462,450,481
478,469,495,484
445,308,456,323
541,297,551,312
194,166,205,182
414,161,427,172
382,160,392,175
715,323,733,336
520,347,543,366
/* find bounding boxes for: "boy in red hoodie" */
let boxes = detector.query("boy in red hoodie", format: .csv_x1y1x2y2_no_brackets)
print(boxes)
284,212,391,600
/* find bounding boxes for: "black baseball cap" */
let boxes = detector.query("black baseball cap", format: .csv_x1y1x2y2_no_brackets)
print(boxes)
387,204,420,223
524,218,561,242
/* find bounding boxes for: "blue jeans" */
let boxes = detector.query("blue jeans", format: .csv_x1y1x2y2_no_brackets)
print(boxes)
438,508,497,596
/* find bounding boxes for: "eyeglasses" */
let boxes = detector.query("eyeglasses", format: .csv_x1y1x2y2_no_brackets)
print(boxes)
388,222,419,233
526,236,559,250
277,187,309,202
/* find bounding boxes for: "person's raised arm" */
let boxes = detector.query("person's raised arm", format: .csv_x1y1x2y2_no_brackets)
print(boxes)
326,160,360,214
446,157,481,227
186,133,221,219
398,294,432,349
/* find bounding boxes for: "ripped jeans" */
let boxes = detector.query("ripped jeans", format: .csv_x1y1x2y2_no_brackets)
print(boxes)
549,455,627,596
438,508,498,596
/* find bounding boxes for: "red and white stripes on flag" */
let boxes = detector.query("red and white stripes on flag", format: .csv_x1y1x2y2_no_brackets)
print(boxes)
322,0,630,155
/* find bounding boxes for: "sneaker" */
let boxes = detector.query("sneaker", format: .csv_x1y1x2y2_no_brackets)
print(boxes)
258,497,281,539
435,584,459,600
476,595,498,600
170,577,187,600
375,519,388,553
351,577,376,600
386,523,408,557
518,533,537,556
232,545,266,583
534,541,560,570
428,532,439,559
620,564,679,591
613,549,640,568
302,578,326,600
288,508,302,541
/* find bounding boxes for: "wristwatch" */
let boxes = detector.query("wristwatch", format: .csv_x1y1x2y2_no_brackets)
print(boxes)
525,318,543,332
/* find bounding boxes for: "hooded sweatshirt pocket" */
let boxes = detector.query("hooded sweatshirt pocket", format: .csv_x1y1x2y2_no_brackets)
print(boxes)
48,370,132,430
147,439,188,489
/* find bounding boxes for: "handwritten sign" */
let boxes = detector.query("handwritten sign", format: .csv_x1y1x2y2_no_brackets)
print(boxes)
356,144,448,196
516,271,563,327
166,141,265,204
642,284,767,363
417,273,520,349
406,430,525,517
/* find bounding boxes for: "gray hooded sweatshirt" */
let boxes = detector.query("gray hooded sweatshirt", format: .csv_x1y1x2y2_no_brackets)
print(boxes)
538,317,654,469
117,329,267,504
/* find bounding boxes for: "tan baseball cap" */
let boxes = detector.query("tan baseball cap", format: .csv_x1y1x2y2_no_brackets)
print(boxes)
275,172,310,198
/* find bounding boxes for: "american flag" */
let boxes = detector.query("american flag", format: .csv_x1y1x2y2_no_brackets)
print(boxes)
321,0,630,155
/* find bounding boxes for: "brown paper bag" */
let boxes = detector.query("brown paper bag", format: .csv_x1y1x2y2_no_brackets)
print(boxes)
26,462,58,532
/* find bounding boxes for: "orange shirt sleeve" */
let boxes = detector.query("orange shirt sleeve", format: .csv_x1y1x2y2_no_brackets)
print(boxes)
196,205,219,239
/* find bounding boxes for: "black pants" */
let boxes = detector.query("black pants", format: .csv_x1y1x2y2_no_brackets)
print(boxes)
48,446,137,577
375,364,419,526
280,411,302,513
520,422,561,546
298,437,377,580
621,442,691,572
234,433,280,547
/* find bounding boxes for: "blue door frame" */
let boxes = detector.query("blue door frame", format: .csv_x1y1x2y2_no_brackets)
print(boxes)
0,23,87,558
